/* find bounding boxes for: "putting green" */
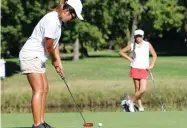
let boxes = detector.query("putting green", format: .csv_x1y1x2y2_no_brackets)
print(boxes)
2,111,186,128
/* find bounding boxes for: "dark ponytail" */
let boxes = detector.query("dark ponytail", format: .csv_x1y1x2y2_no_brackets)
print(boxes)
51,0,75,15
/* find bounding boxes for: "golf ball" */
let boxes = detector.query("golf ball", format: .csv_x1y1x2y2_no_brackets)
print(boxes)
98,123,102,127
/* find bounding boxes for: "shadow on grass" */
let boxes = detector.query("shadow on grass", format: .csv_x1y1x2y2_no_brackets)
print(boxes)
61,56,73,61
88,54,120,58
61,55,120,60
5,61,20,77
59,51,187,61
88,50,120,58
157,53,187,56
5,127,31,128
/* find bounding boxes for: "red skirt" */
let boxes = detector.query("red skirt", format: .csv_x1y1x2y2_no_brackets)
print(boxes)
129,67,148,79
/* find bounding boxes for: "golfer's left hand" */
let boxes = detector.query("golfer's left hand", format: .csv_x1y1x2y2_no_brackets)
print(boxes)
52,60,64,76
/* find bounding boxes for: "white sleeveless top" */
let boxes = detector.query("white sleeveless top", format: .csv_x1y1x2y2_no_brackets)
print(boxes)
130,41,149,69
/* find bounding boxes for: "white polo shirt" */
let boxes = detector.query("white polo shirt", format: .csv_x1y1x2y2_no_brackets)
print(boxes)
19,11,62,62
130,41,150,69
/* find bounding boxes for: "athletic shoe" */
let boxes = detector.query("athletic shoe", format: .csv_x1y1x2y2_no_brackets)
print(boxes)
126,100,135,112
43,122,54,128
32,124,45,128
139,106,144,112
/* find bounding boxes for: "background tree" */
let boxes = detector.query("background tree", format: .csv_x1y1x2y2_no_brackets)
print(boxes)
1,0,46,57
1,0,186,58
143,0,184,37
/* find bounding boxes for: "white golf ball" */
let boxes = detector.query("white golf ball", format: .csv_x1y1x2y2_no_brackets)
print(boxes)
98,123,102,127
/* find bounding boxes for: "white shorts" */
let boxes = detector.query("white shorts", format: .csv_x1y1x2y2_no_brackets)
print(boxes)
19,57,46,74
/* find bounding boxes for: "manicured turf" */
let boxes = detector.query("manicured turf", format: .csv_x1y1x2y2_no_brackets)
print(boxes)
3,53,187,94
2,112,186,128
2,51,187,127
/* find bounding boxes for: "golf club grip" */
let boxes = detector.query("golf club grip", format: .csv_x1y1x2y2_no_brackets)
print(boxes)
59,75,86,123
59,73,65,79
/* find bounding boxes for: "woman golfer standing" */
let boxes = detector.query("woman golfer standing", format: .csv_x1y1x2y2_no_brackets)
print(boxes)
120,29,157,112
19,0,83,127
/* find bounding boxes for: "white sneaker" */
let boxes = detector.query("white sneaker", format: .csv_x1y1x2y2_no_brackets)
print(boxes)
126,100,135,112
139,106,144,112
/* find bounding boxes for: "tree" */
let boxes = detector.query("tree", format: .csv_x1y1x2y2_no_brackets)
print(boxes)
1,0,46,57
61,21,105,58
1,0,185,58
178,0,187,33
1,0,59,57
144,0,184,36
73,38,79,61
81,0,184,48
116,0,185,41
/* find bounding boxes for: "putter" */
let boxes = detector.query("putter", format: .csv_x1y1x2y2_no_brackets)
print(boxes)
149,71,156,88
149,71,166,112
59,73,94,127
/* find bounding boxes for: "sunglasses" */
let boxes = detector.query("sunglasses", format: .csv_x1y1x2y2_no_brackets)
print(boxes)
69,9,77,19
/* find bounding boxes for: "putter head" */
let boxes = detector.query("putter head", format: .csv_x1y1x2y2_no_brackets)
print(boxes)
83,123,94,127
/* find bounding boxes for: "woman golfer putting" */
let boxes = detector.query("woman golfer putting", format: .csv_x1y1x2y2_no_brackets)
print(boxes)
120,29,157,112
19,0,83,127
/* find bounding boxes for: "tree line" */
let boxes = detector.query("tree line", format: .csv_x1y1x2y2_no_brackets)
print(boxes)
1,0,187,58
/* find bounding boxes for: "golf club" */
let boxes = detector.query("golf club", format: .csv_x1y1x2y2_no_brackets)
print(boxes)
149,71,156,88
149,71,166,112
59,73,94,127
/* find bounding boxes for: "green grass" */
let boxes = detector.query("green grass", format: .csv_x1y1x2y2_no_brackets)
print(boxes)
1,51,187,127
2,51,187,112
3,52,187,91
2,112,187,128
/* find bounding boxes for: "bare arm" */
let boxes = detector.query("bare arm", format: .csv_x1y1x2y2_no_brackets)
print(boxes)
45,37,57,61
119,43,134,62
53,43,62,67
45,37,63,75
148,43,157,69
54,44,61,62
